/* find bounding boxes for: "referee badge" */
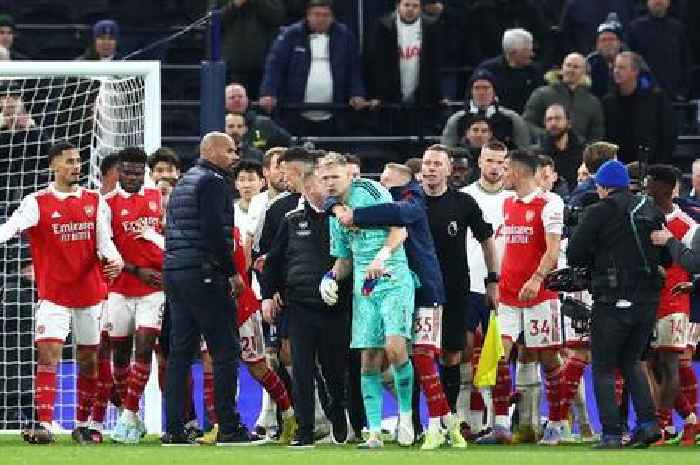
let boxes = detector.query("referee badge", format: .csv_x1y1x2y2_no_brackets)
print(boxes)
447,220,458,237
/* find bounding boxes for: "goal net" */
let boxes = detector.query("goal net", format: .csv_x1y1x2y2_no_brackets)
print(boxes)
0,61,161,433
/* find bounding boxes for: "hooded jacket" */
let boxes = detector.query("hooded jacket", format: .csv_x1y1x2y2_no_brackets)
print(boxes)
523,69,605,142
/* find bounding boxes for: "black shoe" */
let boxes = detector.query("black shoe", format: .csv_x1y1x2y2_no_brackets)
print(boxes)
161,431,199,446
289,433,315,449
330,415,348,444
184,423,204,441
627,422,661,449
22,424,55,444
72,426,94,444
216,424,258,447
592,435,622,450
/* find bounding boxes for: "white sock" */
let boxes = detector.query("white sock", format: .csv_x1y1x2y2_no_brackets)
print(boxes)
494,414,509,429
479,388,494,429
76,420,90,428
255,390,277,428
428,417,442,432
470,410,484,432
123,409,138,423
456,362,472,424
573,375,589,426
442,412,458,430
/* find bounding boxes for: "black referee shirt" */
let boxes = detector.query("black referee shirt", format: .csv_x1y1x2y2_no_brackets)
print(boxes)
425,189,493,299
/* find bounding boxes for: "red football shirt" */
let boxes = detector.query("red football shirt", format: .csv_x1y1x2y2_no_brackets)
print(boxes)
26,188,106,307
658,206,696,318
106,188,164,297
232,227,260,327
499,190,563,307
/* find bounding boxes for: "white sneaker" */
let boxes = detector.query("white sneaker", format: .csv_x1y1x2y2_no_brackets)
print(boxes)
397,414,414,447
357,432,384,450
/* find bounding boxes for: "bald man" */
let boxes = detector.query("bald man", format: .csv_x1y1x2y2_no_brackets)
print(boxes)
523,52,605,142
163,132,252,445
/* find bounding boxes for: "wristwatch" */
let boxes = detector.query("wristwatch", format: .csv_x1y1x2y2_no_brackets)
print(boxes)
484,272,500,286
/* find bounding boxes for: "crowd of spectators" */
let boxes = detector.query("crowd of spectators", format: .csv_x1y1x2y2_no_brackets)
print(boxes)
0,0,699,173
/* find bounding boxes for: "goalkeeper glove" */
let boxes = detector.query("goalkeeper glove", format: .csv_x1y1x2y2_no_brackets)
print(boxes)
319,271,338,306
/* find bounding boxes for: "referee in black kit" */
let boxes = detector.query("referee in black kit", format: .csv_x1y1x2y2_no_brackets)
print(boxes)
162,132,251,446
420,144,500,410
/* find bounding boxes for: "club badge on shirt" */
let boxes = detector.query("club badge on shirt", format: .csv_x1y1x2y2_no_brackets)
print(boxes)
84,205,95,217
447,220,458,237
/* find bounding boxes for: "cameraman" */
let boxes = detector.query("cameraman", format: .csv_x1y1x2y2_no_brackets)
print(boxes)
567,160,667,449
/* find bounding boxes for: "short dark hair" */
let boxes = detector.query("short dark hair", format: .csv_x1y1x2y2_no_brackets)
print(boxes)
345,153,361,167
226,112,246,123
100,153,120,176
279,146,311,163
235,159,264,179
307,0,333,10
483,139,508,153
507,149,539,174
118,146,147,165
404,157,422,175
48,141,76,164
458,113,492,136
425,144,452,158
647,164,678,190
158,176,177,188
545,102,571,121
537,154,555,168
147,147,181,171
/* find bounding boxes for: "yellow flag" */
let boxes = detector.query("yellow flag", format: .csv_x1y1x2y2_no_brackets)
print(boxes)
474,312,504,388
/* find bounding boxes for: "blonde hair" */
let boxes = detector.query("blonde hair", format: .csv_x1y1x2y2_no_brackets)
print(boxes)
318,151,348,169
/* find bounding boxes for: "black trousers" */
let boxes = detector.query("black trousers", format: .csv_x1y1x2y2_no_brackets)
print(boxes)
287,303,349,436
164,268,240,435
590,300,658,436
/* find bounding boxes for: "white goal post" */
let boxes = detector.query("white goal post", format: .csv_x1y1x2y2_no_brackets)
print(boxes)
0,61,162,434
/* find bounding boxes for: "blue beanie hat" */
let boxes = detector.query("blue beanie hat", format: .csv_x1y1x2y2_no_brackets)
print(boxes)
595,160,630,189
93,20,119,39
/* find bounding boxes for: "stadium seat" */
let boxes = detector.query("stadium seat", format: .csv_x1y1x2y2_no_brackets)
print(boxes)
16,2,74,24
162,109,199,137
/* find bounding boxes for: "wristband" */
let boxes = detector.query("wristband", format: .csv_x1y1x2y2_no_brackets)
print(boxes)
484,272,500,285
375,247,392,263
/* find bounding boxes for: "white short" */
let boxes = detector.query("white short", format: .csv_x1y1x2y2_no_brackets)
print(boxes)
413,305,443,350
35,300,103,346
200,311,266,363
100,301,110,333
498,300,562,349
652,313,689,352
239,311,265,363
106,291,165,339
687,323,700,349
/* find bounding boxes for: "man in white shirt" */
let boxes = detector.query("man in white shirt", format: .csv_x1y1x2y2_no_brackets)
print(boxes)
259,0,367,137
459,140,511,437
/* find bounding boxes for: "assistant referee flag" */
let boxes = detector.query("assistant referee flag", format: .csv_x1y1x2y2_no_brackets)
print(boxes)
474,312,504,387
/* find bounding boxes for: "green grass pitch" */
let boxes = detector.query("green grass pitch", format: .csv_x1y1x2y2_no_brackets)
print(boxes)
2,436,698,465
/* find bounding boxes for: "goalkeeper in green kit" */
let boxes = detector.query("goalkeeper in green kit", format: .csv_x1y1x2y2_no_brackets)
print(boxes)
317,153,416,449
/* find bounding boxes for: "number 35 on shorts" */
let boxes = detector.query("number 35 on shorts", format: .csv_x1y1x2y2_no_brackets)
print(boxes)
413,305,442,350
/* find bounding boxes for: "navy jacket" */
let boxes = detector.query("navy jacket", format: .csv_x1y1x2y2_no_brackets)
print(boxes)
346,179,446,306
164,159,235,277
259,20,365,104
627,14,692,100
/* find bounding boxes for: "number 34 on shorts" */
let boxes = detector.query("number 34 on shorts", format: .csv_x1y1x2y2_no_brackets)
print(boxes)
413,305,442,350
